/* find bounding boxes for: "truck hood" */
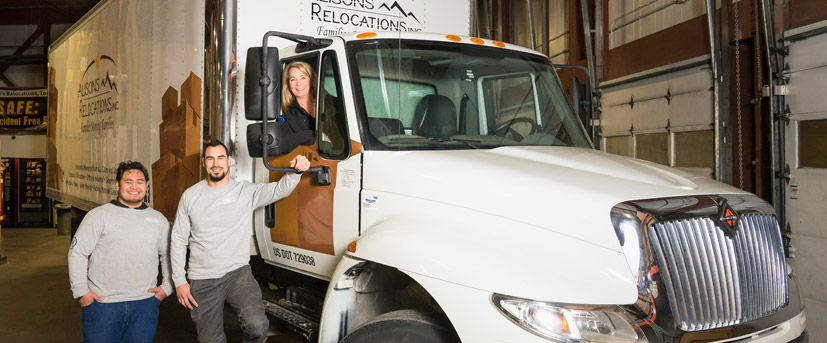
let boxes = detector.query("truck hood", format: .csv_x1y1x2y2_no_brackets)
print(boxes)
362,146,744,251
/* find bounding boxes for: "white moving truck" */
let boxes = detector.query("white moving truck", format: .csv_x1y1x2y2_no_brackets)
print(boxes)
48,0,807,342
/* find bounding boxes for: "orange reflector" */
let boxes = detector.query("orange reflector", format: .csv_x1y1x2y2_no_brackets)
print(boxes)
492,40,506,47
357,32,377,39
347,240,357,253
470,37,485,45
445,35,462,42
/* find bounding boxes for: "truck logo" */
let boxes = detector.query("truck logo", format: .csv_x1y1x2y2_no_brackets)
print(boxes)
716,199,739,237
309,0,425,36
378,1,421,24
79,56,119,97
77,55,120,132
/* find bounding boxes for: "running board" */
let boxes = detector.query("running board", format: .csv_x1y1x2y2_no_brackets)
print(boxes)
263,298,319,342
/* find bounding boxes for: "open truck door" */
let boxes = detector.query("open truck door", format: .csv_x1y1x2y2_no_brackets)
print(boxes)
246,33,362,280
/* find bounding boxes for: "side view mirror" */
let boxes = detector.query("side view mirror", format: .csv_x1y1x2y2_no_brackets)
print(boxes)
245,44,286,161
244,47,280,121
245,123,280,158
570,75,586,124
553,63,592,121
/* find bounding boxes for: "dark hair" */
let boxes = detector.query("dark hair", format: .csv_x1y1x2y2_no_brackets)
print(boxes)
116,161,149,182
203,139,229,157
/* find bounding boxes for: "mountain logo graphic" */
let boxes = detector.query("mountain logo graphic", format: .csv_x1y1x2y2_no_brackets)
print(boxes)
378,1,421,24
81,55,119,95
100,72,119,94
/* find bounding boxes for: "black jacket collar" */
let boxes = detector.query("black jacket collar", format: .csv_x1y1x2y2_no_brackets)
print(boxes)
110,199,148,209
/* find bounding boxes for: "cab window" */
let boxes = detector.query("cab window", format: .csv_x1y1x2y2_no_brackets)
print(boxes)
317,50,349,159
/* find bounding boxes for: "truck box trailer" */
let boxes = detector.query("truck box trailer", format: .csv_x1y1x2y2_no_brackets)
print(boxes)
48,0,807,342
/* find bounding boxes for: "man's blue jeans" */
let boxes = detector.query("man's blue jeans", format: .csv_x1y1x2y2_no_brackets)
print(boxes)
81,296,161,343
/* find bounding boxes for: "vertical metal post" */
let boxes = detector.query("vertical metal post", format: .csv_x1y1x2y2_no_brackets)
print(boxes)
759,0,785,221
497,0,504,41
206,0,237,161
543,0,549,55
527,0,537,51
580,0,598,147
592,0,604,146
594,0,603,79
706,0,728,183
485,0,494,39
720,0,732,184
43,25,51,86
471,0,479,37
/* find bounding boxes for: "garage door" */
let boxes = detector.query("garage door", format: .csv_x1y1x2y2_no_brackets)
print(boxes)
784,27,827,341
600,64,714,177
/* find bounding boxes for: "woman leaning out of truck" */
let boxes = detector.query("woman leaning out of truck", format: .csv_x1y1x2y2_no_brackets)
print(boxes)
278,61,317,152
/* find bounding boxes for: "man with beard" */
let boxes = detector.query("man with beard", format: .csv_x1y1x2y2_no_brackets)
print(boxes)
170,140,310,343
68,161,171,343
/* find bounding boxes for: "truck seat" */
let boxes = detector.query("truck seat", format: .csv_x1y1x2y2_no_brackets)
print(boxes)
368,117,405,138
412,94,458,138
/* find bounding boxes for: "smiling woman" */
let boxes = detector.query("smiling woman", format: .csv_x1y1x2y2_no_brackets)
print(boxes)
277,61,318,153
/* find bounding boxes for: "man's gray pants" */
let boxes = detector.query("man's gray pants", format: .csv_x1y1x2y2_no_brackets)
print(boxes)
190,265,269,343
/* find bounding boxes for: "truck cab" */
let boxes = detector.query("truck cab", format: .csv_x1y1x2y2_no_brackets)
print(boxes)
243,31,806,343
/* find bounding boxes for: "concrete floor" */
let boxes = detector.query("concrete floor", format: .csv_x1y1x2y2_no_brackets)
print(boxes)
0,227,303,343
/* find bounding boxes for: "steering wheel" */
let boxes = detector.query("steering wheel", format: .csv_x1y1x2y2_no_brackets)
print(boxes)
492,117,537,139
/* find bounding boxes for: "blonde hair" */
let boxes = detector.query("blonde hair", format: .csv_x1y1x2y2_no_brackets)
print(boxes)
281,61,317,113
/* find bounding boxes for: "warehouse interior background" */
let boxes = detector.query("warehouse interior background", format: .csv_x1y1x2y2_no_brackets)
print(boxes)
1,0,825,341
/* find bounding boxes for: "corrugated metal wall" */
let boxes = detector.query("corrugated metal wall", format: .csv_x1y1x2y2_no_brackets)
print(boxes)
608,0,712,49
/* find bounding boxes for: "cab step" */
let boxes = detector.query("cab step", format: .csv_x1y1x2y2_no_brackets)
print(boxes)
263,298,319,342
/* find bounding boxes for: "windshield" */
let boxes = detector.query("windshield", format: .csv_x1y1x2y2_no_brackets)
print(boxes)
347,39,592,151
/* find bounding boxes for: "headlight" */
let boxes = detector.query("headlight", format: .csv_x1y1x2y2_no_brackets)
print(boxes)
492,294,647,342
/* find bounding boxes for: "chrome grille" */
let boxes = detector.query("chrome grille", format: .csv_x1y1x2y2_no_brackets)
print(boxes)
649,214,788,331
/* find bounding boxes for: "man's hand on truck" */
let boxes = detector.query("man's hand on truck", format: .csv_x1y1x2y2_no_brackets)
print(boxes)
290,155,311,172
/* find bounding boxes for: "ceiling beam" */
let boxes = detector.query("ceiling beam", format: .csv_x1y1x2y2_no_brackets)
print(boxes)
0,23,46,86
0,55,48,64
1,73,15,87
0,5,92,25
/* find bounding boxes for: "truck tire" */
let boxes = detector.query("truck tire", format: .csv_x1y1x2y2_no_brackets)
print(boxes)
339,309,459,343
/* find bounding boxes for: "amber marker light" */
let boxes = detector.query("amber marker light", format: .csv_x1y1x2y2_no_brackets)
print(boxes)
492,40,506,47
357,32,377,39
347,240,357,253
445,35,462,42
470,37,485,45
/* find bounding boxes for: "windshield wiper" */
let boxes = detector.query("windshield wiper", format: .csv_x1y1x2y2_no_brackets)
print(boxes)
429,137,481,149
388,136,481,149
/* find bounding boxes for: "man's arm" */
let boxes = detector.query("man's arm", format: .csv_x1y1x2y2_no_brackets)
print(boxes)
170,191,198,309
250,155,309,209
169,195,191,288
67,210,104,305
150,219,173,300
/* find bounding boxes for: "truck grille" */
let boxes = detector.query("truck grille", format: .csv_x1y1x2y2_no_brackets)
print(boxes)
649,214,788,331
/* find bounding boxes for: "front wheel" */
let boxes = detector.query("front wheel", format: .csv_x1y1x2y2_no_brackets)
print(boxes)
340,309,460,343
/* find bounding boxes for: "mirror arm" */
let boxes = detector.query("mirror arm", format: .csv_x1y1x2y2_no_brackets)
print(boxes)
258,32,331,186
259,32,294,174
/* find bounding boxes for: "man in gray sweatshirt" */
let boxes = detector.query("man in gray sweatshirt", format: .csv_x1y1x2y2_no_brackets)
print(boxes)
68,161,172,343
171,140,310,343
